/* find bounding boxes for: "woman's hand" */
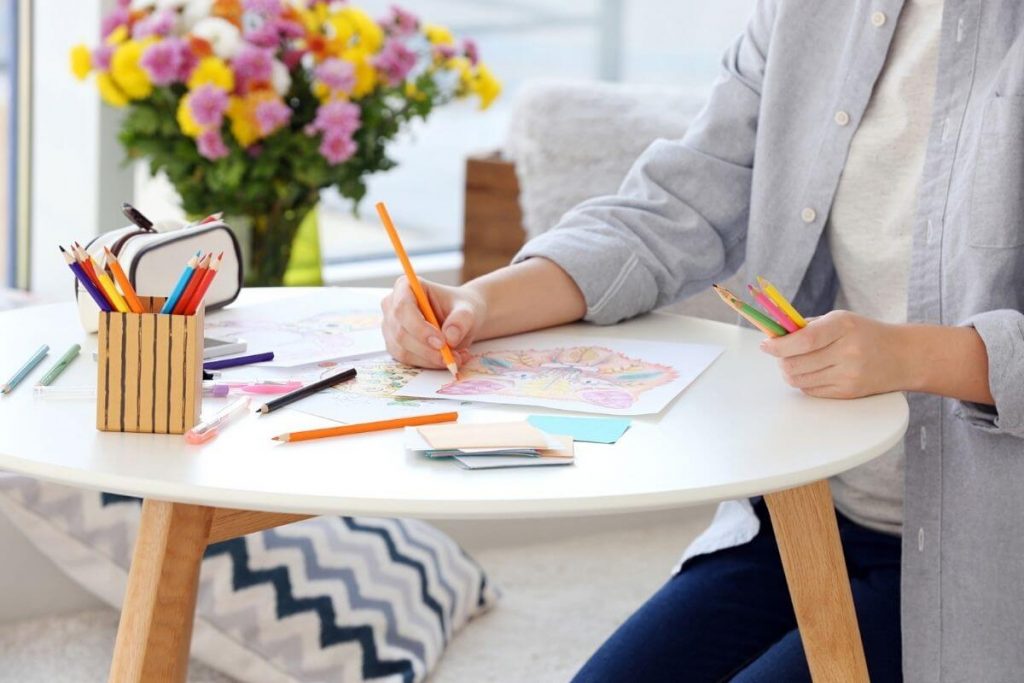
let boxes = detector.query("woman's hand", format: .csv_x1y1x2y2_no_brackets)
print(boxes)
759,310,911,399
381,276,487,369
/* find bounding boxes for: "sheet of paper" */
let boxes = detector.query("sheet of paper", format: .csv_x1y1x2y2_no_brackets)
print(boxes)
398,332,724,416
204,290,386,367
527,415,632,444
454,455,574,470
416,421,551,450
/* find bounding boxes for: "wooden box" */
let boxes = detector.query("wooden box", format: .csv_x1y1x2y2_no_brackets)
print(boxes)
96,297,204,434
462,152,527,283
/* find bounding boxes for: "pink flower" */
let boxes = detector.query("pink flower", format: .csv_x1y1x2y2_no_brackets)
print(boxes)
462,38,479,65
383,6,419,37
139,39,195,86
314,58,356,92
434,44,457,61
101,7,130,39
92,45,114,71
243,22,280,48
197,129,230,160
244,0,283,15
319,132,357,165
133,9,176,39
189,85,229,126
232,45,274,90
374,40,417,86
254,98,291,135
307,100,361,137
282,49,305,70
140,40,182,86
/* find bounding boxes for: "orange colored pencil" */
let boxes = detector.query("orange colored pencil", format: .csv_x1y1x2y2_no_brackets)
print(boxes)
375,202,459,378
173,253,210,314
182,252,223,315
103,247,145,313
273,411,459,443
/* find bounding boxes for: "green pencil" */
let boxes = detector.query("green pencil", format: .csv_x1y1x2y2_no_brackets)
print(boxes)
2,344,49,394
37,344,82,387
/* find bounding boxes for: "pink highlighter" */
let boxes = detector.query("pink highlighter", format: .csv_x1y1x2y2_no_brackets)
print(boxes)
185,397,251,444
210,380,305,396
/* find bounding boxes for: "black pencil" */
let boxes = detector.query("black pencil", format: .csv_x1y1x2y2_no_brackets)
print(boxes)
255,367,357,415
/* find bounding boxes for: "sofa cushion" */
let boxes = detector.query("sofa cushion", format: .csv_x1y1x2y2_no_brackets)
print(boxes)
0,477,498,683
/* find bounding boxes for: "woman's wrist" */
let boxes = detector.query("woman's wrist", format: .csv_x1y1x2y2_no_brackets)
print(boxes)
889,323,993,404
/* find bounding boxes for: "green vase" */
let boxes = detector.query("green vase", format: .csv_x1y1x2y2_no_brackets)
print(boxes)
232,201,323,287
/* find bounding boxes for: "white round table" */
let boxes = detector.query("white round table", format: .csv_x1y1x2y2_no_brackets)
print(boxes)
0,288,907,683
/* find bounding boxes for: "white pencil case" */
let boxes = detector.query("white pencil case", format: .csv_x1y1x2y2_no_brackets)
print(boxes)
76,219,243,333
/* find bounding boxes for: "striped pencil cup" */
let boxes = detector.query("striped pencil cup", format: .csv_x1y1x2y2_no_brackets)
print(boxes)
96,296,204,434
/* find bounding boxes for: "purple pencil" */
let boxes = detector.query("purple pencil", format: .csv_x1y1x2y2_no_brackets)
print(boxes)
60,246,112,312
203,351,275,371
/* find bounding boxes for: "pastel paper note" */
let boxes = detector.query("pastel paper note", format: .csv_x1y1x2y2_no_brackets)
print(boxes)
398,332,724,416
528,415,631,444
454,436,576,470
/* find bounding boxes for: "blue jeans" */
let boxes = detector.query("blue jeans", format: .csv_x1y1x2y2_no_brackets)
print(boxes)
572,500,902,682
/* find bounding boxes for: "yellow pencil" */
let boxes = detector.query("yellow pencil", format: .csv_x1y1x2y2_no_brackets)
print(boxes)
756,277,807,328
104,248,144,313
90,256,129,313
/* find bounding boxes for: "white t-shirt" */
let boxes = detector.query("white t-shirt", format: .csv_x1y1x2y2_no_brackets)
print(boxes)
825,0,943,535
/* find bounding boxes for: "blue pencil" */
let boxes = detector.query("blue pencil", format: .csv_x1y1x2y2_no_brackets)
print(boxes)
60,246,112,312
2,344,49,394
160,252,202,314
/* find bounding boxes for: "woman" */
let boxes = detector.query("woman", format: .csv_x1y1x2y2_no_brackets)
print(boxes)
381,0,1024,680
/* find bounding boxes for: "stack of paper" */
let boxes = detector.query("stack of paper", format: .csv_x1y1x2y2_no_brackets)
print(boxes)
405,421,575,470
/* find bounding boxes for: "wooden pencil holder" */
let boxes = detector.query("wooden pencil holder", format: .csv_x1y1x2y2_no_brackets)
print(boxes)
96,297,204,434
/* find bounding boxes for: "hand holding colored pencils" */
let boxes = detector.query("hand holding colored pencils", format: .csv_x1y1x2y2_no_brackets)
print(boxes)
713,277,807,337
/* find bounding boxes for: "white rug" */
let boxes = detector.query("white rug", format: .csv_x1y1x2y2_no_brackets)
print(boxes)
0,508,713,683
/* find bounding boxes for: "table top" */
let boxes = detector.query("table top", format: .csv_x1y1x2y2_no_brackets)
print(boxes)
0,288,908,519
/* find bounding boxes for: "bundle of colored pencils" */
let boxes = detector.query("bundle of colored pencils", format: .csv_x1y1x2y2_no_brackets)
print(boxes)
60,244,222,316
713,277,808,337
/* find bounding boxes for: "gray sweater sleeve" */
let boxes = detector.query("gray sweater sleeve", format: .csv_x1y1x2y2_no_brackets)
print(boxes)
958,310,1024,439
511,0,776,325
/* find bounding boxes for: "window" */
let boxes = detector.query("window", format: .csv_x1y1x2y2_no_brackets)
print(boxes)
1,2,14,288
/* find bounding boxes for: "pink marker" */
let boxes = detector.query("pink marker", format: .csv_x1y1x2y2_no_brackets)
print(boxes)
748,285,800,333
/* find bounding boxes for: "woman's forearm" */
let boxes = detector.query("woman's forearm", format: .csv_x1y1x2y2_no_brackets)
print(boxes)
464,257,587,341
898,324,994,405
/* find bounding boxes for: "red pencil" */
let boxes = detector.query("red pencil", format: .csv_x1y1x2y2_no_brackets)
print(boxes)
183,252,223,315
73,243,104,294
172,253,210,314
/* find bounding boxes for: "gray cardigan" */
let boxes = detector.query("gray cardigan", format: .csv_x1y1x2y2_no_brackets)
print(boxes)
514,0,1024,679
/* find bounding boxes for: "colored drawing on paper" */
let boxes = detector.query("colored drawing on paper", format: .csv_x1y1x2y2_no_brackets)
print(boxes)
437,346,677,410
203,292,387,367
398,332,724,415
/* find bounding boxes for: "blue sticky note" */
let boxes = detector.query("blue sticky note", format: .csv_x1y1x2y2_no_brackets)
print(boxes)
527,415,632,444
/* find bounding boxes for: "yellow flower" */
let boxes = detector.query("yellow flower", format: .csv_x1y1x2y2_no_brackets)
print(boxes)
226,95,260,147
70,44,92,81
96,73,128,107
105,25,129,47
472,63,501,110
188,57,235,92
326,7,383,57
176,95,205,138
424,24,454,46
447,56,473,91
404,81,427,102
343,48,377,99
110,40,153,100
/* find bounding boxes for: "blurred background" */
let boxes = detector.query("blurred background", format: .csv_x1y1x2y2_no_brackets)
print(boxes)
1,0,751,299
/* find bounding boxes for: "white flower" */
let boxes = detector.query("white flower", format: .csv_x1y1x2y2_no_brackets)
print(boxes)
182,0,214,30
271,59,292,96
190,17,243,60
155,0,188,9
130,0,157,10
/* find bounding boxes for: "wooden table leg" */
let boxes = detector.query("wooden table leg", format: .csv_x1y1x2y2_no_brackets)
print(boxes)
108,500,213,683
764,480,870,683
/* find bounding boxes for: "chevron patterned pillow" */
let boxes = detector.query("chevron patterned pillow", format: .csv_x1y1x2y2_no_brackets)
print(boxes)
0,477,499,683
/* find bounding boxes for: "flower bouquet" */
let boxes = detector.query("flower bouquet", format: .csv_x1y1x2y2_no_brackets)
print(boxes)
72,0,499,285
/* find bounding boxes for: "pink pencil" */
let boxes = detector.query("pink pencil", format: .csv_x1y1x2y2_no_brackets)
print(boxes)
748,285,800,333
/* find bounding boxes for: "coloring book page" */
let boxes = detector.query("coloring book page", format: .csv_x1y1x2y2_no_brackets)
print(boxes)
398,333,724,416
204,289,386,367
